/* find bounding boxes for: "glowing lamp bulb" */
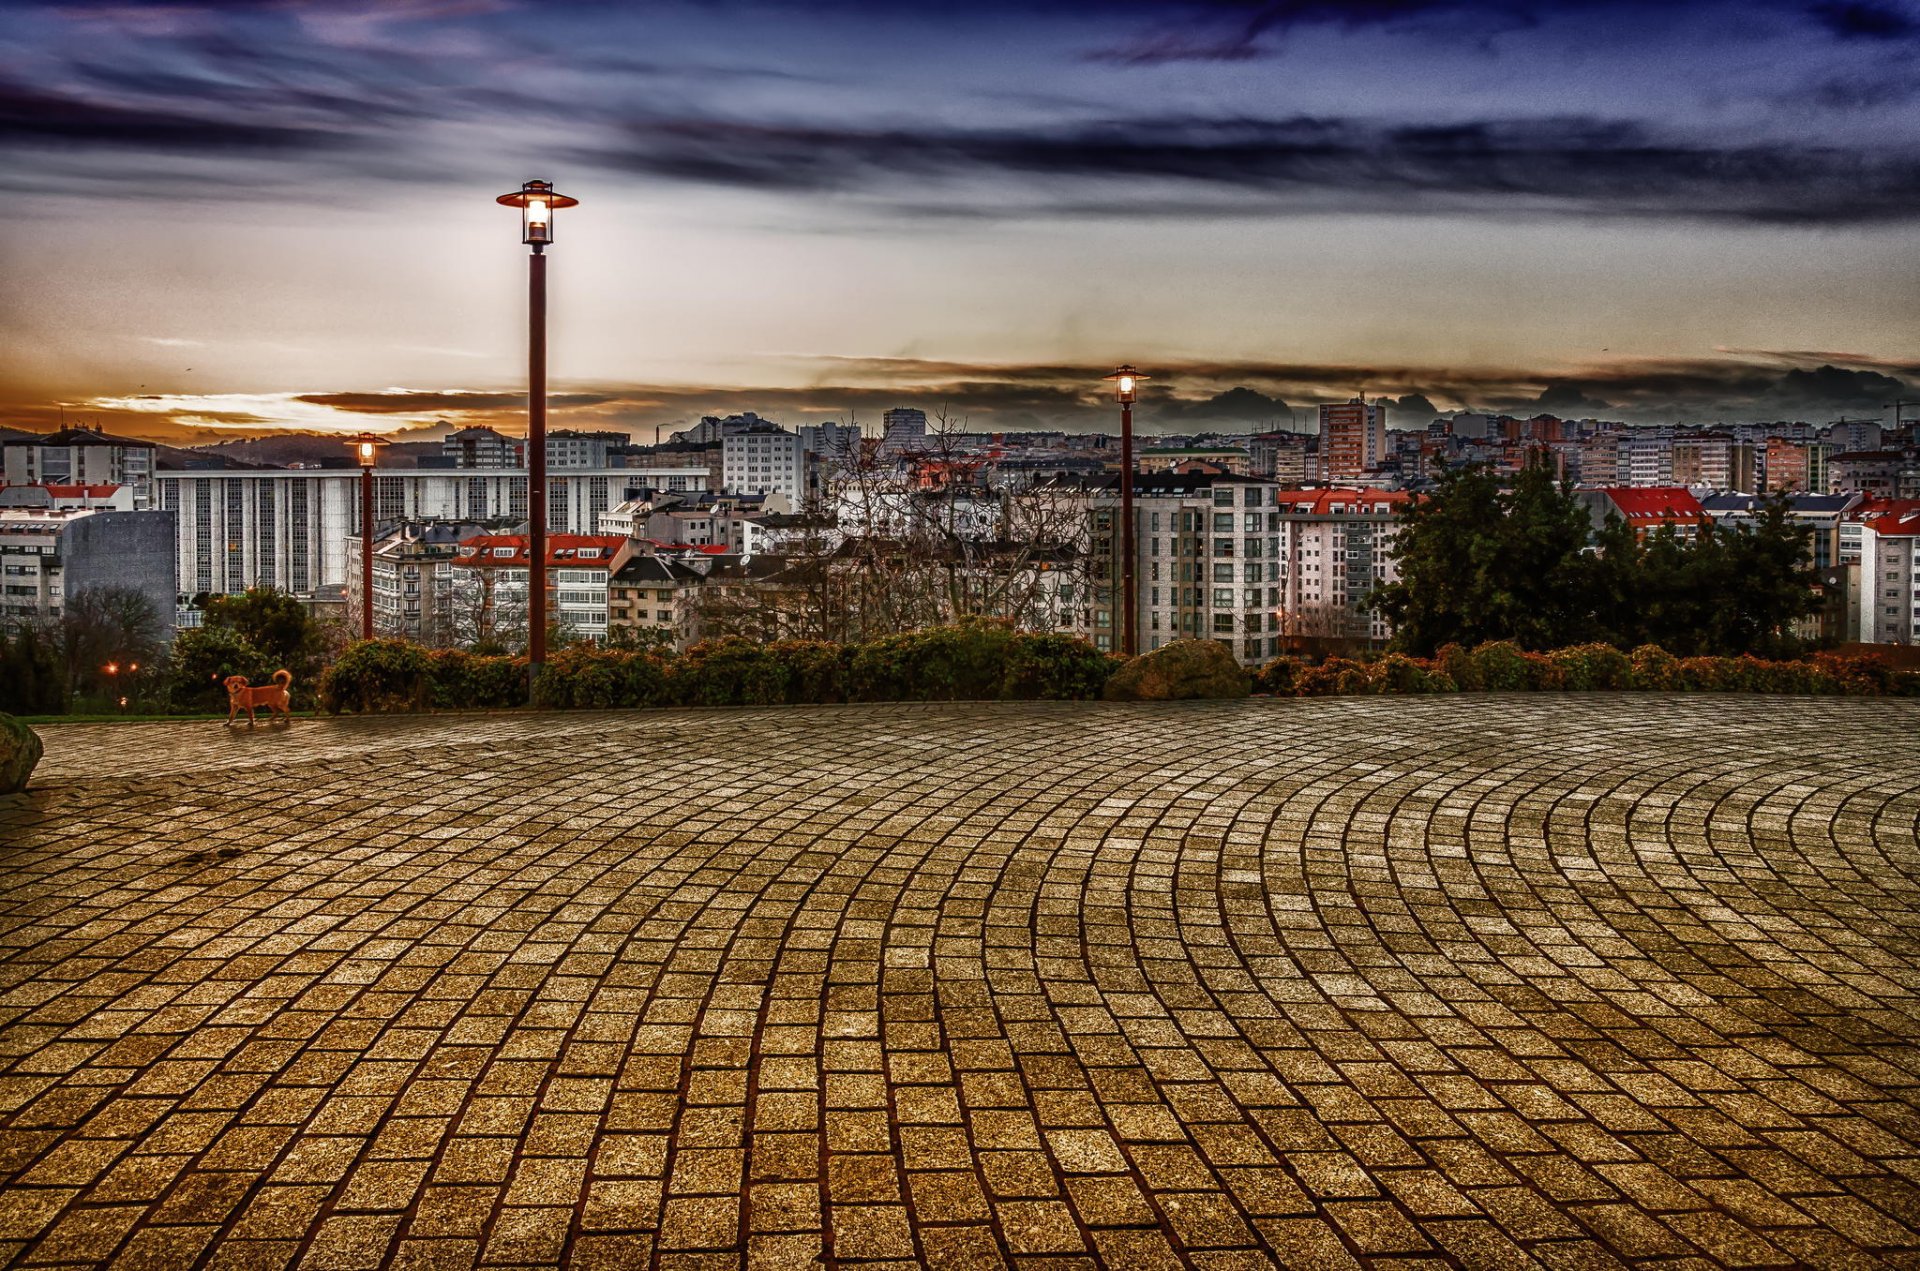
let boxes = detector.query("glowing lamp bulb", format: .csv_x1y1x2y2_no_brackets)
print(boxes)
526,199,550,227
1118,376,1135,395
358,441,375,463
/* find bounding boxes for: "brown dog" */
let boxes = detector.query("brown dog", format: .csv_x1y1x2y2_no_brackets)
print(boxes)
225,669,293,726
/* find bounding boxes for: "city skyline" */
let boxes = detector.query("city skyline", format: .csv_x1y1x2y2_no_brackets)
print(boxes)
7,0,1920,441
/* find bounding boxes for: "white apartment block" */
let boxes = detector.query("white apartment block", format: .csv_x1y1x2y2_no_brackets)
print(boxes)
722,428,806,502
449,534,630,645
1850,501,1920,644
3,428,157,510
1273,488,1407,645
155,466,705,598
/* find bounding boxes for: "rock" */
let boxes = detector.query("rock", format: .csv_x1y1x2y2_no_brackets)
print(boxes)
1102,639,1251,702
0,714,42,794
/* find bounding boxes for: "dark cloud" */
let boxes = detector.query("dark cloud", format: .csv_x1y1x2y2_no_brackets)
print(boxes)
0,81,349,152
1149,386,1294,424
1385,393,1442,421
1808,0,1918,39
582,112,1920,224
294,390,618,413
1533,383,1615,414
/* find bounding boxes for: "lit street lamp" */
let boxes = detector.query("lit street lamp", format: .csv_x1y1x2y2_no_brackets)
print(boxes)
348,432,385,641
496,179,578,677
1104,365,1148,658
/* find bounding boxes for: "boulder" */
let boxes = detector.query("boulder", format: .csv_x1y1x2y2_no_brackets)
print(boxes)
1102,639,1251,702
0,714,42,794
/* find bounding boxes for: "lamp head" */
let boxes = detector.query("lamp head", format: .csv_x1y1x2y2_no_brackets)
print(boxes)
1104,364,1148,405
496,179,579,247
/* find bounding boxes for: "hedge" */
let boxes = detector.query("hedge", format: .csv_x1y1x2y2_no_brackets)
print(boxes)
1253,641,1920,698
319,631,1920,714
319,622,1117,714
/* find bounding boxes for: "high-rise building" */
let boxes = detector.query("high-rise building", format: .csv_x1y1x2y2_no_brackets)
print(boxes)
2,427,158,509
881,408,929,455
441,427,522,469
1273,487,1409,647
0,506,177,630
722,426,806,502
1317,398,1387,482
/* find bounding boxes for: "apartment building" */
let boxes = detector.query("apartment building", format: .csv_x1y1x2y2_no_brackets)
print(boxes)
722,426,806,502
1273,487,1409,646
1847,498,1920,645
0,506,176,629
154,465,705,599
1317,398,1387,482
607,554,706,648
449,533,631,646
1577,487,1708,542
345,521,512,645
2,428,157,510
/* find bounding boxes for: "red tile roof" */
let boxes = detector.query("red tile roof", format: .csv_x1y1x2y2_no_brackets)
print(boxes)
38,483,121,498
453,533,626,567
1852,497,1920,537
1597,487,1706,523
1275,487,1411,514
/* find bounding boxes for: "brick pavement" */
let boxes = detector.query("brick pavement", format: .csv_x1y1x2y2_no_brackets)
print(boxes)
1,695,1918,1269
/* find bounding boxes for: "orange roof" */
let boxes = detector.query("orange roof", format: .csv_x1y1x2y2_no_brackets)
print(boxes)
1598,487,1705,523
39,483,121,498
1275,486,1411,514
454,533,625,567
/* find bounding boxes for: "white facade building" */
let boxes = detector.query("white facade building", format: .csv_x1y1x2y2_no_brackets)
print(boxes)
722,428,806,502
1273,488,1408,645
3,428,158,510
1851,500,1920,645
154,465,705,598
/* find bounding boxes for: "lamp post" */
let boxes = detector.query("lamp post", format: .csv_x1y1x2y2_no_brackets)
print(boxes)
496,179,578,674
1104,365,1147,658
349,433,383,641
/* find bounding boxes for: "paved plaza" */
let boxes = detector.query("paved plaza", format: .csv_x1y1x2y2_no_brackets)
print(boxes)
1,696,1918,1270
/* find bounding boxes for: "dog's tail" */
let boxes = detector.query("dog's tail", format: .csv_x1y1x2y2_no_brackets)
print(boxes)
272,669,292,688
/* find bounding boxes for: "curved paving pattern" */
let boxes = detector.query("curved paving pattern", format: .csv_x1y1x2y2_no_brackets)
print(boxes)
1,696,1918,1269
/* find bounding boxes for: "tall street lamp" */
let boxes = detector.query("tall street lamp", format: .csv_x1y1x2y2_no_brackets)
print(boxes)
1104,365,1147,658
348,433,385,641
496,179,578,673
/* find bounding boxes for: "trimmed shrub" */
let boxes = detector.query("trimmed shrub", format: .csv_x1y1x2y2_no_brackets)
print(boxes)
1470,641,1536,691
1436,643,1479,691
768,640,851,705
534,646,670,709
1548,643,1634,691
999,632,1113,701
1374,653,1441,694
428,650,525,710
1295,657,1375,696
1628,644,1681,690
319,639,432,714
1252,656,1305,696
671,639,791,707
849,621,1015,702
1103,639,1249,701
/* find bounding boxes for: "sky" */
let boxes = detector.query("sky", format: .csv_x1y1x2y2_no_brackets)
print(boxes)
5,0,1920,441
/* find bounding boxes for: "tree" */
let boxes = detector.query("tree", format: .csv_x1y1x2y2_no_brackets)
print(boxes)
54,587,166,707
1369,464,1599,654
203,589,325,684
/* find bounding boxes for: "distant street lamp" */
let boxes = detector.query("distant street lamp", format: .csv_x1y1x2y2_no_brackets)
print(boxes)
496,179,578,676
1104,365,1148,658
348,432,384,641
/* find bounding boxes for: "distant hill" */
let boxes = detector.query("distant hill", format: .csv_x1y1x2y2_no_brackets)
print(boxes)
162,433,441,470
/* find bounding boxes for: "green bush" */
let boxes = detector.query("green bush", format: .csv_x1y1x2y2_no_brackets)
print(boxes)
1252,656,1304,696
1436,643,1479,691
1548,643,1634,690
428,650,525,710
1102,639,1250,701
670,639,791,707
532,646,672,709
999,633,1113,701
1470,641,1536,691
768,640,852,705
1295,657,1376,696
168,626,278,713
1373,653,1441,693
319,639,432,714
849,620,1016,702
1628,644,1681,690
